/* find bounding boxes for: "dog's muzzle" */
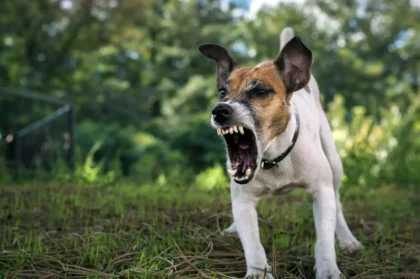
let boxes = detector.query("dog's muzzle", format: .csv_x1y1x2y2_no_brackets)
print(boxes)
211,103,259,184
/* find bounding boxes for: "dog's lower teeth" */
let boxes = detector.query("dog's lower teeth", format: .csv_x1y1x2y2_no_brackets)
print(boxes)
234,176,243,181
233,172,251,181
246,168,251,176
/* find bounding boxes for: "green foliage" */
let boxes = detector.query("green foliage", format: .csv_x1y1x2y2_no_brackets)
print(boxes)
76,121,137,175
0,0,419,188
328,94,420,187
73,142,119,185
195,164,229,191
130,131,191,186
53,141,120,186
0,162,12,184
380,98,420,186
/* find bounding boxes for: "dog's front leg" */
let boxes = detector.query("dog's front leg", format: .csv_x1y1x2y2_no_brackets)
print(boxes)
312,185,342,279
232,191,272,279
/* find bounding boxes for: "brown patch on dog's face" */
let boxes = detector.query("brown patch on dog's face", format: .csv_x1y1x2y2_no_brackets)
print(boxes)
226,62,291,145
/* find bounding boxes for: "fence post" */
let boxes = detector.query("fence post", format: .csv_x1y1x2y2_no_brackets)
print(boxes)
15,134,23,179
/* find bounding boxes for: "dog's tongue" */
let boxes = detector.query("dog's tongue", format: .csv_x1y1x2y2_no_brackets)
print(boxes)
239,148,251,172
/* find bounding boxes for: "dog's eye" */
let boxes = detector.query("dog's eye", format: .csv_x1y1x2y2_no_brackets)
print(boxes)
218,88,227,98
253,88,271,97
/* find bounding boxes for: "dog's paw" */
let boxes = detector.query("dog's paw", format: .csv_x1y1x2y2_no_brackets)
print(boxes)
220,229,238,237
245,269,274,279
245,263,273,279
339,239,363,252
220,223,239,237
315,263,343,279
245,274,274,279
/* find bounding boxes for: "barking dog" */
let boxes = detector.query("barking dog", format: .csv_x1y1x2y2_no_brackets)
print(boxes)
199,27,363,279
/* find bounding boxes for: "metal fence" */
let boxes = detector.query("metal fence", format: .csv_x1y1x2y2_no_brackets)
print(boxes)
0,87,75,178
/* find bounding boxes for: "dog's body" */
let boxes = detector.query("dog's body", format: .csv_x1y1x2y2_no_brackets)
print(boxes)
199,27,362,279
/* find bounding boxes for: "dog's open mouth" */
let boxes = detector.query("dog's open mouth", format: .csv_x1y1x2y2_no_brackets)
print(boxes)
217,125,258,184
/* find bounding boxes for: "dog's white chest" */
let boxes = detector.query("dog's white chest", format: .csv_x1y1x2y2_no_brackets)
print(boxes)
252,158,304,195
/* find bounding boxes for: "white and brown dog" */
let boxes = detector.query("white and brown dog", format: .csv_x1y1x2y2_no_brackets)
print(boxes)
199,27,363,279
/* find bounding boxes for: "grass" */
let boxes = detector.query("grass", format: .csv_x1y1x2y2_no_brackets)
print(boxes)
0,182,419,278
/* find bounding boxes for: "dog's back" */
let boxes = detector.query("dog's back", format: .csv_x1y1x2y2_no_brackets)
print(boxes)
279,27,344,193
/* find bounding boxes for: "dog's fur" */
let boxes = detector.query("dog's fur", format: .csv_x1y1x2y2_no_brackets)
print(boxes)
199,27,362,279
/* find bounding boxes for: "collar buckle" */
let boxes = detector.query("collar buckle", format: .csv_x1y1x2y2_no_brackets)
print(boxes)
260,160,278,170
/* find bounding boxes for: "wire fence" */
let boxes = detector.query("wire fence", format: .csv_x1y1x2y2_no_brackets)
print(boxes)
0,87,75,179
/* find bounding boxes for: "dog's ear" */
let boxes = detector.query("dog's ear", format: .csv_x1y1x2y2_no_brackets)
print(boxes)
198,44,236,87
274,36,312,94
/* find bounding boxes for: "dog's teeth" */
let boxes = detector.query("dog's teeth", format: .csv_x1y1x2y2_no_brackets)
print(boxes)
229,128,233,134
246,168,251,176
233,126,238,133
223,130,228,135
238,126,245,134
217,128,221,136
228,169,237,175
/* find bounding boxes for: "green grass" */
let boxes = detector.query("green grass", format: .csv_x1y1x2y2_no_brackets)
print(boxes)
0,182,419,278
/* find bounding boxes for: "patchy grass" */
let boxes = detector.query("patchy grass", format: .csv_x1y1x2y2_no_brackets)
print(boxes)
0,183,419,278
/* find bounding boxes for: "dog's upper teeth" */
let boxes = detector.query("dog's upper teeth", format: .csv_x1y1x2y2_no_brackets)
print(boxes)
228,169,237,175
217,125,245,136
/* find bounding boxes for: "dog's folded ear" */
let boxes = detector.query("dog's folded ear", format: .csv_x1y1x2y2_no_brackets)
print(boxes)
198,44,236,87
274,36,313,94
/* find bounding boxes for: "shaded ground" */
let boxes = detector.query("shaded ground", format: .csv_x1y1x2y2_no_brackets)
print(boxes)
0,183,419,278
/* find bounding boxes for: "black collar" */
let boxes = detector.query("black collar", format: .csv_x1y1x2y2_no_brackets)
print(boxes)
260,108,300,170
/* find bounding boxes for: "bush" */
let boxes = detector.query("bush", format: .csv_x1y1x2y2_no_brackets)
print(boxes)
328,94,420,187
195,163,229,191
74,122,193,185
76,121,137,175
51,94,419,189
130,132,192,186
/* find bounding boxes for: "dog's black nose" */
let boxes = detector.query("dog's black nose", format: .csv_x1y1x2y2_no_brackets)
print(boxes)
212,103,233,124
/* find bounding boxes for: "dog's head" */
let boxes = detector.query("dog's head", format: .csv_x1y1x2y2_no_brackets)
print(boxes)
199,37,312,184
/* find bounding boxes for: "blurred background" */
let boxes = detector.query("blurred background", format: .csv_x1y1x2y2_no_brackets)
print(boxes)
0,0,419,188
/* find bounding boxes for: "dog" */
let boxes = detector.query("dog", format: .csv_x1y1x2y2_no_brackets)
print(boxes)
198,27,363,279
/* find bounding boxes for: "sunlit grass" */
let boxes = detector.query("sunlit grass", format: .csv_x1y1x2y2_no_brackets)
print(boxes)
0,183,419,278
